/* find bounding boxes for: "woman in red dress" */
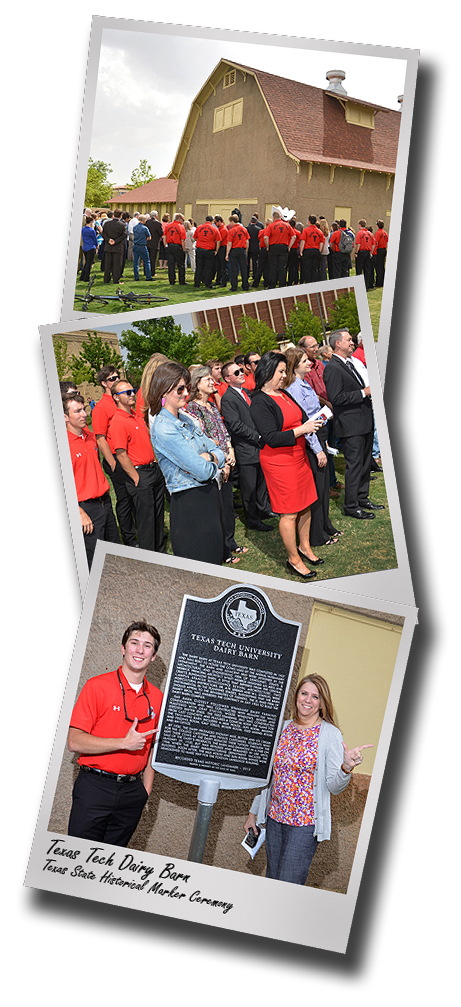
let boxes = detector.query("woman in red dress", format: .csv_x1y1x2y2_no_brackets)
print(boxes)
250,352,323,580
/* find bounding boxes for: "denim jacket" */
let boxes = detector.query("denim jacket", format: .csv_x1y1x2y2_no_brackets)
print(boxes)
150,407,226,493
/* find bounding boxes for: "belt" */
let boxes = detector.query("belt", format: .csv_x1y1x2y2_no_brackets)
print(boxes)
81,765,143,783
134,461,156,470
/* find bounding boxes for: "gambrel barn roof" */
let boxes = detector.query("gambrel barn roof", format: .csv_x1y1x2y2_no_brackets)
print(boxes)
168,59,400,179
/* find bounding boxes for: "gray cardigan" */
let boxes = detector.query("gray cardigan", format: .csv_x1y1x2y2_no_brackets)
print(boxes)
249,719,351,842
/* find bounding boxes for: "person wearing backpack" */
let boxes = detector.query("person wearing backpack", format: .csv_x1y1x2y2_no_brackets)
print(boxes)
329,219,355,278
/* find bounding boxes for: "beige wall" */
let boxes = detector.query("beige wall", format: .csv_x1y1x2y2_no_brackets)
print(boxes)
48,555,404,893
176,67,394,230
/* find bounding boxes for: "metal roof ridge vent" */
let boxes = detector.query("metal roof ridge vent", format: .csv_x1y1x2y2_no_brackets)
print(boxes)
325,69,347,96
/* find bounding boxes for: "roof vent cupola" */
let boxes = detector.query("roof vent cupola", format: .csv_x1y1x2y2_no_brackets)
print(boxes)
325,69,347,96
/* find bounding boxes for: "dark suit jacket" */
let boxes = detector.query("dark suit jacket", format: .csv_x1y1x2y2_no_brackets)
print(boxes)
103,218,126,250
220,386,261,464
249,389,308,447
145,218,164,249
323,354,373,438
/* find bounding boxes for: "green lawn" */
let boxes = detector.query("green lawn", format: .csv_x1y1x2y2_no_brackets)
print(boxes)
105,458,396,584
74,260,255,313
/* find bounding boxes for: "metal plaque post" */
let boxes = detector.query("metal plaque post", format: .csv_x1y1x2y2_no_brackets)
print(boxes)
187,777,221,863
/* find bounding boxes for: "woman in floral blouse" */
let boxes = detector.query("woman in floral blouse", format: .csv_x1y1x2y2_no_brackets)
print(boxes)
185,365,248,565
244,674,372,885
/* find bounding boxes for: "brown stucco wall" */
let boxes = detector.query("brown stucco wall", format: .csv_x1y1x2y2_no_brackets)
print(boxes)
176,67,393,231
195,287,353,344
48,555,402,892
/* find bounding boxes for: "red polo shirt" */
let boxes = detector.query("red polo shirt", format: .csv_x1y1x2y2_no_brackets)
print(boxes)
70,667,163,775
227,224,249,249
107,408,154,466
355,228,376,252
67,426,110,502
217,223,228,244
163,221,186,245
374,227,388,250
194,223,221,249
242,372,256,392
305,358,328,401
91,393,117,438
259,227,268,249
301,224,324,249
265,220,295,246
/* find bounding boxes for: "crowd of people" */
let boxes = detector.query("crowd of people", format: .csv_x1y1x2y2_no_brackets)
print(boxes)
79,207,388,293
61,326,384,577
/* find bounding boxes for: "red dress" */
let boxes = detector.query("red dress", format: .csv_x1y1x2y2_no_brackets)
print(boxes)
259,393,317,513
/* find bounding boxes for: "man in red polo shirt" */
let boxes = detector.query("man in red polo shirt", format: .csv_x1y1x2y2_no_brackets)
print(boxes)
64,392,120,569
264,211,296,289
299,215,325,283
374,219,388,287
354,219,376,290
163,213,187,285
91,365,137,548
67,620,163,846
107,380,166,553
226,214,250,292
194,215,221,289
213,214,229,287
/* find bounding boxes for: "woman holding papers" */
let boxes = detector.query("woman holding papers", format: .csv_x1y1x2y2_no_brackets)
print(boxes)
249,351,322,580
284,346,342,548
244,674,373,886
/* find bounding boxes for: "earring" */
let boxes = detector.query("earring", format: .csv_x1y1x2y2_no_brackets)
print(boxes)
161,397,166,407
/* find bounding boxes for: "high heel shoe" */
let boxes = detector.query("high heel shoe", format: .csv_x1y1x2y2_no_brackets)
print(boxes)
286,560,317,580
297,548,324,566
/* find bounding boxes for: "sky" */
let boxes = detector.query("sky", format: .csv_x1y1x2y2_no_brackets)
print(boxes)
90,27,408,185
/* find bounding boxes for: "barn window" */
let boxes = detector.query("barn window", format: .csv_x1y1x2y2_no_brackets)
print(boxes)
223,70,236,88
213,98,243,133
345,102,375,129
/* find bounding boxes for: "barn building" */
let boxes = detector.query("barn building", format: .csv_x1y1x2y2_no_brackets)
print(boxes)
169,60,401,231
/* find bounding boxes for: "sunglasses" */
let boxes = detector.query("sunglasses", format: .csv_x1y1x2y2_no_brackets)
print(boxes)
171,383,190,395
114,388,136,396
231,368,244,377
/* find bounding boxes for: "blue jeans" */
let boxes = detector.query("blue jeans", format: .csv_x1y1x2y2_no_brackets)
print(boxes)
265,815,318,885
133,244,152,280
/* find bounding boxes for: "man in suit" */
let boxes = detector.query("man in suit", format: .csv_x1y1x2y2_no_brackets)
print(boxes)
323,330,384,519
103,209,127,284
220,360,274,532
145,210,164,276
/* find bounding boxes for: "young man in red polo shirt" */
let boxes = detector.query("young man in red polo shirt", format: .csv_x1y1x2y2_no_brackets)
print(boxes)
213,214,229,287
163,213,187,285
194,215,221,289
354,219,376,290
226,214,250,292
91,365,137,548
67,620,163,846
64,392,120,569
373,219,388,287
264,211,296,289
107,379,166,553
299,215,325,283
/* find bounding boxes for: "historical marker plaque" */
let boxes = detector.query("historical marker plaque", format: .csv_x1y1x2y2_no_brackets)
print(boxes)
152,585,301,786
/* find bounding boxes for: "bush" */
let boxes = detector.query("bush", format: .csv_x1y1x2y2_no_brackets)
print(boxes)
236,315,278,355
195,324,235,364
327,291,360,336
286,303,323,344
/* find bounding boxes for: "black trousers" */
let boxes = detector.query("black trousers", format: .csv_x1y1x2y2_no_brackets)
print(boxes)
306,427,338,546
103,457,137,547
194,247,215,288
253,248,269,287
300,248,321,283
79,491,120,569
104,248,124,284
375,248,386,287
125,463,166,553
80,247,96,282
170,481,224,565
268,244,289,288
166,244,186,284
214,245,228,286
237,461,271,527
68,769,148,846
341,430,373,511
287,248,301,286
355,250,373,289
229,248,249,291
148,245,159,276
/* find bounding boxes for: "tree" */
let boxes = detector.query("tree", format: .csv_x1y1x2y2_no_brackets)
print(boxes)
69,332,123,385
236,315,278,355
53,335,70,381
128,159,156,189
195,324,235,364
84,158,113,208
120,318,199,384
327,291,360,336
286,303,324,344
